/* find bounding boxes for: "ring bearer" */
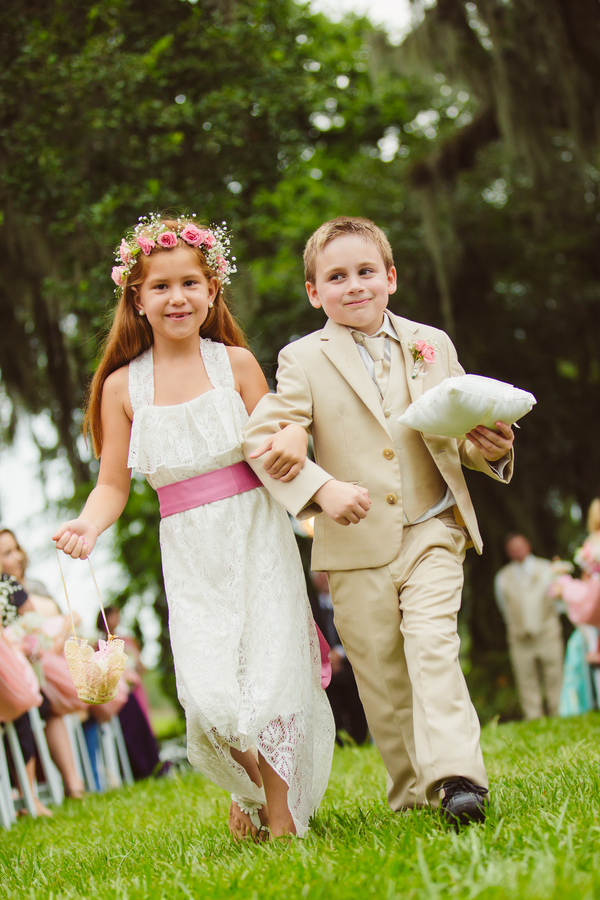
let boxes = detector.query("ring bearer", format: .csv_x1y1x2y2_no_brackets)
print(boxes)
243,217,515,826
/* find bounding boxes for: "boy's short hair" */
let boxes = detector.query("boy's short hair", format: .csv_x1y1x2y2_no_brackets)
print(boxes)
304,216,394,284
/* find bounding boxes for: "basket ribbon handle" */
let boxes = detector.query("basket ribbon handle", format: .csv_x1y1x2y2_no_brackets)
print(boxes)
55,547,112,640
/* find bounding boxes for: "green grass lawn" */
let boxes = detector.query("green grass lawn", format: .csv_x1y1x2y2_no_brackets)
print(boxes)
2,713,600,899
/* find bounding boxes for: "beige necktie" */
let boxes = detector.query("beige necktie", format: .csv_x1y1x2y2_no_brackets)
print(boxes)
351,331,390,397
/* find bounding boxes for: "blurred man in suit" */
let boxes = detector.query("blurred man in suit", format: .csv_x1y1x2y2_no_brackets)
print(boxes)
495,533,563,719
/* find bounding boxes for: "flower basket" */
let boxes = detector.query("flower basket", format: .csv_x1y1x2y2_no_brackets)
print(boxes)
64,636,127,705
56,549,128,705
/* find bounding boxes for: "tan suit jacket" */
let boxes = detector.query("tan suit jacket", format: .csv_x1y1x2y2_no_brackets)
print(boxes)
243,311,513,571
495,557,558,641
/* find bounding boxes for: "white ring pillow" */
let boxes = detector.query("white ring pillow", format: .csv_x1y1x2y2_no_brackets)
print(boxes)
397,374,536,439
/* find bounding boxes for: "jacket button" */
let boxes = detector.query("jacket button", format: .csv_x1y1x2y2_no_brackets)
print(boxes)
386,493,397,504
384,409,391,418
383,448,394,459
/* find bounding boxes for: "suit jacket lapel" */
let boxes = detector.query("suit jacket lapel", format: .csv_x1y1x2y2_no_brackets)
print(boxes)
387,313,426,402
319,319,389,431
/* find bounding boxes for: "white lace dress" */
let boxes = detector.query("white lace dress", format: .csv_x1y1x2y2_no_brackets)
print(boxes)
127,337,335,835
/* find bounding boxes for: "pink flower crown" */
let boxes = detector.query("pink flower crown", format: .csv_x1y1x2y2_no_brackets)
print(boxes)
111,214,236,290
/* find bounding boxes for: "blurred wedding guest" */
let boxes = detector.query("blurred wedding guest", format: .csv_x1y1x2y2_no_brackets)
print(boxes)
0,527,78,621
309,572,368,746
0,529,86,797
1,580,52,817
495,533,563,720
558,498,600,700
97,607,167,780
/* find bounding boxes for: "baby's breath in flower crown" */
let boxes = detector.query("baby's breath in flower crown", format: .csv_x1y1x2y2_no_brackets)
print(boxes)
110,213,237,291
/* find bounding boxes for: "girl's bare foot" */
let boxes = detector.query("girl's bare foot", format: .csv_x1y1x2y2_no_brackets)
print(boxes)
228,800,268,841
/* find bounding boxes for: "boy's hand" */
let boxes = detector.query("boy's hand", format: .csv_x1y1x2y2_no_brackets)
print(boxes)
466,421,514,462
313,481,371,526
53,519,99,560
248,423,309,482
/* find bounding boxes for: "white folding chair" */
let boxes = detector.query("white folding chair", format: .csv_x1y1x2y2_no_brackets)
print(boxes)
111,717,134,786
0,726,17,828
3,721,37,817
28,708,64,806
98,718,134,790
98,721,122,790
64,714,97,793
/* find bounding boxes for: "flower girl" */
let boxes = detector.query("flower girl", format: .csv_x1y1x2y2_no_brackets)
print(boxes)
54,214,334,839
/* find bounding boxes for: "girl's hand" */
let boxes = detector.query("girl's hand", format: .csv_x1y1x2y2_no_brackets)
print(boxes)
52,520,99,560
249,424,308,482
466,421,514,462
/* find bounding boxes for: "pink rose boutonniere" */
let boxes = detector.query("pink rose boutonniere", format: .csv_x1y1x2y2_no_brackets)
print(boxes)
408,338,441,378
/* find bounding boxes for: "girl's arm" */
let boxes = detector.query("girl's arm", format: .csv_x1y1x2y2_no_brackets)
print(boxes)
53,367,133,560
227,346,308,482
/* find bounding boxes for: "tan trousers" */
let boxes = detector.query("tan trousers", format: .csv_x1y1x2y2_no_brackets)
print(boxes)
508,621,564,720
328,511,487,810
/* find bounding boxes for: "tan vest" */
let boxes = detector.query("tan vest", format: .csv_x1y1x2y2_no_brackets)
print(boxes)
381,338,447,523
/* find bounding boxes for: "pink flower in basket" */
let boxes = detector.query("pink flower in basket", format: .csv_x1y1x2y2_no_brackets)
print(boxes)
95,639,111,659
64,636,127,704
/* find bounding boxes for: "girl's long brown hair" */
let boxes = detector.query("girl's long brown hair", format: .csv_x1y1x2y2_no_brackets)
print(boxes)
84,218,248,457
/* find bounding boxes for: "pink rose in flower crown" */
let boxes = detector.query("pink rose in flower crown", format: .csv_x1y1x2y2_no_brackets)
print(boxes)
157,231,178,248
216,256,228,272
202,232,217,249
414,339,437,364
136,234,155,256
111,265,127,286
180,224,204,246
119,239,133,264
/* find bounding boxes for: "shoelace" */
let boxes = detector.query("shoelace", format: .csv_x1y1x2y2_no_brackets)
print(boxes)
442,777,489,800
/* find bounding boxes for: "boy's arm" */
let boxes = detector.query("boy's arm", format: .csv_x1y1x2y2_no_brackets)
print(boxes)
242,345,333,518
445,334,515,483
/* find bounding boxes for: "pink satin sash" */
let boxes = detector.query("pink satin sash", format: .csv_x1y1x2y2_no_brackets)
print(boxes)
157,460,262,518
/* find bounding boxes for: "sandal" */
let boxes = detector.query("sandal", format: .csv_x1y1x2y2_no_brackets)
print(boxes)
231,795,268,841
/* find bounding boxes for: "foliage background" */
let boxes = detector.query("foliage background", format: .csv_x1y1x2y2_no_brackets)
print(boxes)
1,0,599,718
